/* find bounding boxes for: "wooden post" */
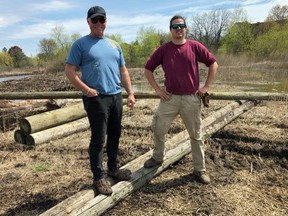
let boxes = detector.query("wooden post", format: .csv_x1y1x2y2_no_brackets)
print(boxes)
40,100,255,216
19,102,86,134
25,117,89,145
0,91,287,101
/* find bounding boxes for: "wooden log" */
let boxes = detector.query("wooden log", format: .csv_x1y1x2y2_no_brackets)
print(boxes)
0,91,287,101
40,100,255,216
209,92,288,101
0,91,83,99
0,91,153,99
24,111,131,145
25,117,89,145
20,102,86,134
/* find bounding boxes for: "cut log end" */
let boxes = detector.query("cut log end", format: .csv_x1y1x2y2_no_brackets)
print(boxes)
19,118,31,134
26,135,35,145
14,129,27,144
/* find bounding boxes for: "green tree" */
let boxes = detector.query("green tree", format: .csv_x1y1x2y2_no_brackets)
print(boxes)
106,33,124,44
252,22,288,58
43,26,81,72
221,21,254,54
158,30,171,45
0,51,14,68
136,26,161,64
38,38,57,61
8,46,27,68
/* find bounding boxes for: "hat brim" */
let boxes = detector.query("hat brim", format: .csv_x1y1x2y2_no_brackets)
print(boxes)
89,13,106,19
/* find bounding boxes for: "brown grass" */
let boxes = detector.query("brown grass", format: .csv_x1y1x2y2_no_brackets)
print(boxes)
0,64,287,215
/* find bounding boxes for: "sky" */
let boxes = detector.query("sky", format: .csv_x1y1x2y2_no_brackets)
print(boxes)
0,0,287,56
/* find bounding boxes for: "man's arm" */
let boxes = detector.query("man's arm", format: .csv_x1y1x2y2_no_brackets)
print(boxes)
144,68,171,101
65,64,97,96
120,65,135,109
198,61,218,95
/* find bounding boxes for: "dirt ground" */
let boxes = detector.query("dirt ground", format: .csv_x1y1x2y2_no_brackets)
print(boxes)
0,68,287,216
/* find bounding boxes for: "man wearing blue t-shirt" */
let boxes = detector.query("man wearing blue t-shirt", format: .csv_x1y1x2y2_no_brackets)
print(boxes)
65,5,135,195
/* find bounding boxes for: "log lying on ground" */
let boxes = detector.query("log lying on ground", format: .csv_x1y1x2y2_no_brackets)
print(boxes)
19,102,86,134
23,111,131,145
0,91,83,99
1,91,287,101
209,91,288,101
40,100,255,216
25,117,89,145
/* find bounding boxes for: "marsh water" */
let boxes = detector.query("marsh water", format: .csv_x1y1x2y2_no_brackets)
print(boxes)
0,75,30,82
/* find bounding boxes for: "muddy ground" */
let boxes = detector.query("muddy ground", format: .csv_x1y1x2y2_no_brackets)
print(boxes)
0,68,287,216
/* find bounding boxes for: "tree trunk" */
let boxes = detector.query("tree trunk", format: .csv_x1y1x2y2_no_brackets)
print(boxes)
40,100,255,216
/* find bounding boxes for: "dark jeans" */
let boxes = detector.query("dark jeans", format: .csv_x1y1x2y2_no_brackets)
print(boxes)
82,93,123,181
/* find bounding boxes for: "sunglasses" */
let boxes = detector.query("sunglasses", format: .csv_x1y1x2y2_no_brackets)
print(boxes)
171,23,186,29
91,17,106,24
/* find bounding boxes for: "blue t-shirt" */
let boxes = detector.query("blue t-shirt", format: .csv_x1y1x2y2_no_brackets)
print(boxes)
66,35,125,95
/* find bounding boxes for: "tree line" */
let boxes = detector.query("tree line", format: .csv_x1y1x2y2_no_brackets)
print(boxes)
0,4,287,72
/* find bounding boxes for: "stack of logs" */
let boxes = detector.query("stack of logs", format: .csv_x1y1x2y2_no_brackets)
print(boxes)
14,102,88,145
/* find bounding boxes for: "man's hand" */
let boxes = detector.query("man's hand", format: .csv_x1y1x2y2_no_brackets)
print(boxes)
155,88,172,101
127,93,136,109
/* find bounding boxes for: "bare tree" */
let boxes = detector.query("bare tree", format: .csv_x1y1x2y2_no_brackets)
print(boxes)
38,38,57,60
51,25,70,51
188,10,232,51
266,4,288,21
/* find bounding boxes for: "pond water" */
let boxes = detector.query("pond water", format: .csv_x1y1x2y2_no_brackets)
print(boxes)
0,75,30,82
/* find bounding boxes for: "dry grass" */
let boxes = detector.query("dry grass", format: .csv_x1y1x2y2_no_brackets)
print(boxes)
0,64,287,215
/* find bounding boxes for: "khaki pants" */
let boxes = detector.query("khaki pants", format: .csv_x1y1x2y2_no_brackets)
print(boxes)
151,94,206,171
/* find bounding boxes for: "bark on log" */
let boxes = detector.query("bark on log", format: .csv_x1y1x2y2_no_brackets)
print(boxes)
0,91,287,101
20,102,86,134
40,100,255,216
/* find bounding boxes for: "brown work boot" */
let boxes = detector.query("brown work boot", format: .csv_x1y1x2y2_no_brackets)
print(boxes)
193,171,211,184
107,168,132,181
144,157,163,168
94,178,113,195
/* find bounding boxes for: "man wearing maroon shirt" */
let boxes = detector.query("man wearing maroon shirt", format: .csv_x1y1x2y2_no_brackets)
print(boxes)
143,15,218,184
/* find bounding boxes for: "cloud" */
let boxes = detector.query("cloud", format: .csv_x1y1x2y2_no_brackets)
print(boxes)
29,0,75,12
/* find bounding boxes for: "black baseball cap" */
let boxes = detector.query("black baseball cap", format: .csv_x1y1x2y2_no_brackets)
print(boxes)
87,6,106,19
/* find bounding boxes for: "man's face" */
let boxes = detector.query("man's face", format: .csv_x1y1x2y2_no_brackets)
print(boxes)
170,18,186,39
88,16,106,37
